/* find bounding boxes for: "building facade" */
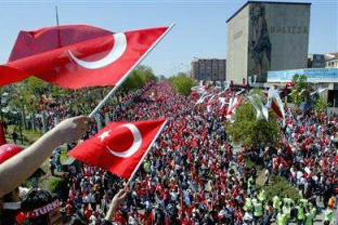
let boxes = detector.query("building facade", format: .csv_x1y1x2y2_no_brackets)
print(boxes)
190,58,226,81
226,1,311,84
308,54,326,68
267,68,338,107
326,53,338,68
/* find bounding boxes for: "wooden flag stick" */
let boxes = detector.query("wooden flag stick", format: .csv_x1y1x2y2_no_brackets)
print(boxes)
89,23,175,118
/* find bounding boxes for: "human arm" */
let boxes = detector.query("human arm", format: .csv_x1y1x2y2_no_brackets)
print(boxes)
0,116,89,197
105,187,128,221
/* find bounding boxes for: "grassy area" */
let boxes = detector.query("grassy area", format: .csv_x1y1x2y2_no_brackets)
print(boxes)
246,158,300,202
60,146,69,163
4,125,42,146
260,174,300,202
4,125,71,193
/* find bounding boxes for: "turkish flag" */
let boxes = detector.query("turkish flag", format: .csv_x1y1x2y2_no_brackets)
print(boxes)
0,25,168,88
0,144,23,164
69,118,166,179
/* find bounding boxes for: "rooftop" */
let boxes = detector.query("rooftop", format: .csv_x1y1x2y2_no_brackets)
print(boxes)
226,1,312,23
326,53,338,61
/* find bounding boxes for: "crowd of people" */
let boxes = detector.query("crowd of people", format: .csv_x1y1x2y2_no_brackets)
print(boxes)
249,106,338,225
0,80,337,224
48,82,337,224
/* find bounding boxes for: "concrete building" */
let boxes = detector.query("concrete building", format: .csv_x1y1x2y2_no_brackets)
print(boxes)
308,54,326,68
226,1,311,85
325,53,338,68
268,68,338,107
190,58,226,81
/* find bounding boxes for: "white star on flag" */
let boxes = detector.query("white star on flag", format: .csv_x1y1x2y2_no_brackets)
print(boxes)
98,130,111,142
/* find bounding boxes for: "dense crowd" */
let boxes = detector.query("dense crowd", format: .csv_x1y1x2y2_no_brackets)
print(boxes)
244,106,338,225
2,81,337,224
50,82,336,225
48,82,253,224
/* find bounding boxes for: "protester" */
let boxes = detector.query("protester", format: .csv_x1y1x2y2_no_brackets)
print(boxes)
1,81,337,224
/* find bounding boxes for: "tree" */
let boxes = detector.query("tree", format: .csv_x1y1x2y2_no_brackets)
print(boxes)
289,74,312,111
122,65,157,91
315,96,329,114
227,100,280,148
169,73,195,96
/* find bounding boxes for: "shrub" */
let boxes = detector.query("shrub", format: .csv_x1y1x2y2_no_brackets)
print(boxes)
46,177,63,193
261,174,300,202
169,73,195,96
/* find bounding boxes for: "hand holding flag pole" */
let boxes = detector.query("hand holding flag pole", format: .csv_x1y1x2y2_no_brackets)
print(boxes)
105,186,129,221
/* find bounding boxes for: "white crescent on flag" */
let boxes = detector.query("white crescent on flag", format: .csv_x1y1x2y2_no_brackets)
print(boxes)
68,33,127,69
106,123,142,158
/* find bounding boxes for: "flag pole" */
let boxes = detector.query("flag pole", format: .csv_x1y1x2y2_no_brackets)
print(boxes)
55,5,60,26
126,120,168,186
89,23,176,118
55,5,61,48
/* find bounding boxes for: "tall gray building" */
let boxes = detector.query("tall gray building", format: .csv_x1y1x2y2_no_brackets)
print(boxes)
190,58,226,81
226,1,311,84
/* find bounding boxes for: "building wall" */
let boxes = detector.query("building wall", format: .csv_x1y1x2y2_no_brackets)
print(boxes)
227,2,311,84
267,68,338,83
190,59,226,81
226,4,250,84
247,3,310,82
326,59,338,68
311,54,326,68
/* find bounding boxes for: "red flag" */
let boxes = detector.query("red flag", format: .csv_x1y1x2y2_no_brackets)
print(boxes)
69,118,166,179
0,144,23,164
271,99,283,118
0,122,6,146
227,96,243,116
1,25,168,88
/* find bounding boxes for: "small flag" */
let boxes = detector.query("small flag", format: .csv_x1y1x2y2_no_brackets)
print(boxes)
69,118,166,179
227,96,243,117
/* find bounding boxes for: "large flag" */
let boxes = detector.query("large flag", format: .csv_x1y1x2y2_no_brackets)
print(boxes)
0,122,6,146
69,118,166,179
248,94,269,121
271,90,285,125
0,25,168,88
265,87,285,123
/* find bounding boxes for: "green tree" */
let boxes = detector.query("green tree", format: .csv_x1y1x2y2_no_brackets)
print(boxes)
289,74,312,111
227,101,280,147
169,73,195,96
122,65,157,91
315,96,329,114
